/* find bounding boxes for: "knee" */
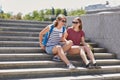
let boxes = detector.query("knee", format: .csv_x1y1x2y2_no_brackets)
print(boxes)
56,45,62,50
79,46,86,53
84,46,90,50
80,46,84,50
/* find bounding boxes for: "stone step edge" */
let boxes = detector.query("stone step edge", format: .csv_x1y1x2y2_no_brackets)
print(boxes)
0,53,114,56
0,47,106,53
0,36,90,42
0,53,115,59
0,20,51,24
0,41,95,45
0,26,43,30
0,59,119,65
17,73,120,80
0,47,105,49
0,65,120,74
0,22,48,25
0,31,39,34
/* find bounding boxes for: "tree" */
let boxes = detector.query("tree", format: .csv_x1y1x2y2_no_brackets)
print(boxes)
55,8,62,16
23,14,32,20
39,10,44,21
51,7,55,15
63,9,67,16
68,8,86,16
23,8,86,21
16,12,22,20
45,9,52,15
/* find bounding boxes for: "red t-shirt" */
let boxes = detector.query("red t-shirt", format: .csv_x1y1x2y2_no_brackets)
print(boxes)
67,28,85,45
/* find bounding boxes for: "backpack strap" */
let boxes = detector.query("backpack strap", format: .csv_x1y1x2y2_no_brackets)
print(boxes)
62,26,66,33
49,24,54,35
42,24,54,46
48,24,54,39
61,26,66,38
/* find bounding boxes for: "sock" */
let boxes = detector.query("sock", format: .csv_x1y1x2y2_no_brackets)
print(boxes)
92,60,96,64
85,61,89,65
67,63,71,66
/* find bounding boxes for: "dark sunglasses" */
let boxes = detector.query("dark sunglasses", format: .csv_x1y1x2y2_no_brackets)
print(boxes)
61,20,66,23
72,21,79,24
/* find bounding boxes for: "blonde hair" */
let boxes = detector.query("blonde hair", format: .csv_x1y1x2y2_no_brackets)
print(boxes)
53,14,66,27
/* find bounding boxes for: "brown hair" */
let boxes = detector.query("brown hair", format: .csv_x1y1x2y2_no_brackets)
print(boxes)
75,17,82,30
53,14,66,27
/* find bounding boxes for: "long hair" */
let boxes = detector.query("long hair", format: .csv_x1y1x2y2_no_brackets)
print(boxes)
53,14,66,27
75,17,82,30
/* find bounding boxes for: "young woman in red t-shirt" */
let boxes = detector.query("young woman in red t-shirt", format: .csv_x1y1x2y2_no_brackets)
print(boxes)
65,17,101,69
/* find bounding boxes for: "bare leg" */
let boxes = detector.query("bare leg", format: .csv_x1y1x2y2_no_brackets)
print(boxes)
62,40,73,52
52,45,76,69
52,45,70,65
68,46,89,65
82,46,96,64
53,40,73,60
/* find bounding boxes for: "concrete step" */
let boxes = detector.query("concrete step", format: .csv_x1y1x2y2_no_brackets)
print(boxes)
0,41,97,47
0,53,116,61
94,53,116,59
0,23,47,28
0,36,90,42
0,47,44,53
0,19,51,24
0,19,118,80
93,48,106,53
0,26,43,32
68,53,116,59
0,36,39,41
0,59,119,69
17,73,120,80
0,65,120,79
0,31,39,37
0,47,106,53
0,41,40,47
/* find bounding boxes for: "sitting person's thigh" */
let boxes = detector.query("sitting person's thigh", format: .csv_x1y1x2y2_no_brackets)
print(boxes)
68,46,81,55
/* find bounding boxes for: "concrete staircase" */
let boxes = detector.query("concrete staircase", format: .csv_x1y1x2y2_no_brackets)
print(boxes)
0,19,120,80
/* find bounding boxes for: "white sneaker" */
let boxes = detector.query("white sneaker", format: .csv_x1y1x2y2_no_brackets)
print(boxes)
67,64,76,70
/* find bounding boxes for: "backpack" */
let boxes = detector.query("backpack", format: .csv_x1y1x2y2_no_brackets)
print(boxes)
42,24,66,46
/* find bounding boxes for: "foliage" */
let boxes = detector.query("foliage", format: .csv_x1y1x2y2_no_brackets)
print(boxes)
23,8,86,21
68,8,86,16
0,8,86,21
0,12,12,19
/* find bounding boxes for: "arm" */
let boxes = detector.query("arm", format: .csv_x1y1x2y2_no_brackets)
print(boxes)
61,31,68,42
81,36,89,47
81,36,90,47
39,26,50,49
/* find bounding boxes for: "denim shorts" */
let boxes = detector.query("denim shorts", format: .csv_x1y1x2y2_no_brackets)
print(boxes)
45,45,55,55
45,42,65,55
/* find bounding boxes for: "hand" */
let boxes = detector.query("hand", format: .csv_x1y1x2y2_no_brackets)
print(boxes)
40,44,45,50
41,46,45,50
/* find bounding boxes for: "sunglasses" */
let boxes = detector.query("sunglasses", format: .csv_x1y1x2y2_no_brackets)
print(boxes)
72,21,79,24
61,20,66,23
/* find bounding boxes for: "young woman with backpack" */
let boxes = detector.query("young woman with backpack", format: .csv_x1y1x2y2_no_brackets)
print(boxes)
39,14,75,69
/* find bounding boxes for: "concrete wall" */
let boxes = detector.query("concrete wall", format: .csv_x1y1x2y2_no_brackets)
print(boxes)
86,7,120,14
67,12,120,58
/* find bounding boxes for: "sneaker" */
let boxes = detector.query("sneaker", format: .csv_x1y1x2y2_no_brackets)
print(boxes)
93,63,101,69
67,63,76,70
52,56,61,62
86,63,94,69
